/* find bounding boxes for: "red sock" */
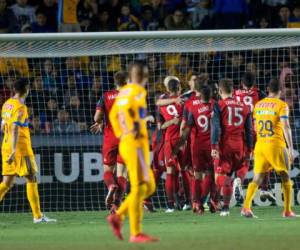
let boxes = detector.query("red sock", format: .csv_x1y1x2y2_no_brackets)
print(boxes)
210,179,218,202
117,176,127,193
201,174,212,201
261,172,270,191
236,163,249,183
174,171,179,194
223,176,233,207
103,171,115,189
192,178,201,203
181,170,191,202
166,173,175,207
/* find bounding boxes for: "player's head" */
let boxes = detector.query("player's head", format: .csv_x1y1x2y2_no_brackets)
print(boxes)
218,78,233,99
114,71,127,88
268,78,281,96
128,61,148,86
241,72,255,89
13,78,30,97
188,73,198,91
167,78,181,95
199,86,211,103
194,76,206,93
163,76,179,91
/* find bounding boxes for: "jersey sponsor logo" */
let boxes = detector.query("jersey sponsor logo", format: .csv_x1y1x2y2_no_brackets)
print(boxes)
117,99,128,106
256,110,276,115
256,102,277,109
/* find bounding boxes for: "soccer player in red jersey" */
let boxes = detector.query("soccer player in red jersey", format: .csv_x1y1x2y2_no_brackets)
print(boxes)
175,82,215,214
90,71,127,213
211,79,253,216
233,72,275,203
158,78,184,212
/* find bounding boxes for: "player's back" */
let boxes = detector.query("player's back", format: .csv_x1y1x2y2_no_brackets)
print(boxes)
234,87,265,112
189,99,213,147
159,95,183,140
1,98,32,155
217,97,250,141
254,97,288,147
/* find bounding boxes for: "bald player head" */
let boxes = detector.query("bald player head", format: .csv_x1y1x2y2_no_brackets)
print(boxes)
163,76,180,91
128,61,148,86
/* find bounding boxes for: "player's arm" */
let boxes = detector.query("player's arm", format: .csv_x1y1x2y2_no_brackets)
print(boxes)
90,97,104,134
161,117,180,130
180,106,188,136
280,105,294,162
156,96,183,106
244,112,253,157
109,101,123,139
211,102,221,158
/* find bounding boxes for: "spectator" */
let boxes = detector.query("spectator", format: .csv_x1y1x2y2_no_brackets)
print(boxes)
58,0,81,32
52,110,81,134
77,0,98,32
45,98,58,123
164,9,191,30
0,0,19,33
31,9,55,33
192,0,212,29
92,9,115,31
150,0,166,23
275,5,290,28
66,95,87,131
288,5,300,28
0,75,13,108
258,17,270,28
30,115,45,135
42,59,57,93
0,58,29,77
118,4,142,31
213,0,248,29
38,0,58,31
10,0,36,27
28,76,49,111
141,5,159,30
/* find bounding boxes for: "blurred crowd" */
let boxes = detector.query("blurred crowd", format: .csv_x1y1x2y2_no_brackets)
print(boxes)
1,0,300,33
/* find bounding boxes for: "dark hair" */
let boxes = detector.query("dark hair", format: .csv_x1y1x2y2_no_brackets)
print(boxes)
200,86,211,102
13,78,30,95
168,79,180,93
242,72,255,88
114,71,127,87
219,78,233,94
128,61,147,82
268,78,281,94
194,77,206,92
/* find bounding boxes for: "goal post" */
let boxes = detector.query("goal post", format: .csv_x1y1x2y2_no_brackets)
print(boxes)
0,29,300,213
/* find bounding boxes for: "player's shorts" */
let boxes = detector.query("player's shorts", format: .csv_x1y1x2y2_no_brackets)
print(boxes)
2,154,38,177
191,146,212,172
102,130,124,166
181,138,192,169
164,138,185,169
254,143,289,174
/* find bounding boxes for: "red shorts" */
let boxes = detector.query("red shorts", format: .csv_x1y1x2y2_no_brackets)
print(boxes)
191,147,212,172
102,129,124,166
151,130,166,172
181,137,192,168
164,138,185,169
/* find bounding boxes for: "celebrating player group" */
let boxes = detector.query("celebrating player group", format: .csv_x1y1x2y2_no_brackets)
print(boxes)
0,61,298,244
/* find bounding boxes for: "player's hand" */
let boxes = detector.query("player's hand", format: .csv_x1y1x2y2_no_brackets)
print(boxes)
211,149,219,159
146,115,155,123
90,122,103,134
6,151,15,165
175,97,184,105
172,117,180,125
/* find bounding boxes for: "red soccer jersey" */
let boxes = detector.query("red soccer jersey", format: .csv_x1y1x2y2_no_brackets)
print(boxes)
158,95,183,141
233,87,265,112
187,98,214,148
96,89,119,132
211,97,252,150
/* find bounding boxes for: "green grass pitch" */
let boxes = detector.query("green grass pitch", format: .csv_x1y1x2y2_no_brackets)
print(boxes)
1,206,300,250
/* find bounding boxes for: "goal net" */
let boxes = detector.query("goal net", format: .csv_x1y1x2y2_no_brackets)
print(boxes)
0,29,300,212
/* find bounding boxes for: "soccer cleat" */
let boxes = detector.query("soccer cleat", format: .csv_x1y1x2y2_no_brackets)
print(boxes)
208,199,218,213
192,202,204,215
182,203,191,211
143,200,157,213
129,233,159,243
33,214,57,224
107,214,123,240
110,204,118,215
220,207,230,217
260,190,276,202
233,177,244,203
282,211,299,218
105,185,118,210
241,208,258,218
165,208,175,213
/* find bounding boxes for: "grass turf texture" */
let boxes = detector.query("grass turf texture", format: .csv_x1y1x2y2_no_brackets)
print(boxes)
1,206,299,250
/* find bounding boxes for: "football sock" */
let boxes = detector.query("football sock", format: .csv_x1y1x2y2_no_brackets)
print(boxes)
261,173,270,191
243,182,258,209
192,178,201,203
153,169,163,184
174,171,179,193
114,176,127,205
166,173,175,208
0,182,10,202
223,177,233,207
201,174,212,201
236,164,249,183
26,183,43,219
103,171,116,189
282,180,292,213
181,170,191,203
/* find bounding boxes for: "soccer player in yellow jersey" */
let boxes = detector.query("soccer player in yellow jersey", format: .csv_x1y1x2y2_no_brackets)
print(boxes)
242,79,298,218
107,62,158,243
0,78,56,223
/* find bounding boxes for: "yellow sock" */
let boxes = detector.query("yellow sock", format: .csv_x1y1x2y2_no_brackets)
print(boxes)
26,183,43,219
243,182,258,209
0,182,10,202
282,180,293,213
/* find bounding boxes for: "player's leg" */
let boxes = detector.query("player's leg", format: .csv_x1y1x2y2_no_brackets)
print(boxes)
192,170,204,214
113,158,127,209
234,160,249,203
0,175,15,202
180,143,192,210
